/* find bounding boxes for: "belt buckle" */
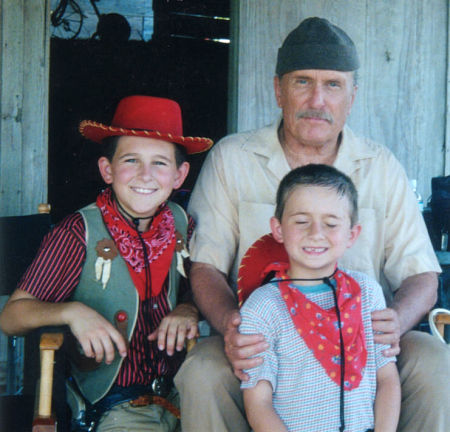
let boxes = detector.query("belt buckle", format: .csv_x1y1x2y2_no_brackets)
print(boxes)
151,377,172,398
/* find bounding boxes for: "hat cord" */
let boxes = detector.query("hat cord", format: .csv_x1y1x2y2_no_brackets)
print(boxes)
274,268,346,432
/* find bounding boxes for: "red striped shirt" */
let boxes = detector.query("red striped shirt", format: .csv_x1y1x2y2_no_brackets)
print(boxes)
18,207,195,386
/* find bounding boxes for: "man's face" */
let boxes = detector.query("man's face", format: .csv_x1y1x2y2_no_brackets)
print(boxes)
274,69,357,148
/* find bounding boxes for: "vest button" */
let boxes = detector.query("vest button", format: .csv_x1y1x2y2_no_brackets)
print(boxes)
116,310,128,322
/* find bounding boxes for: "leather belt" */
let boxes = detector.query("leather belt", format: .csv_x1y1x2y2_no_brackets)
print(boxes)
129,394,180,419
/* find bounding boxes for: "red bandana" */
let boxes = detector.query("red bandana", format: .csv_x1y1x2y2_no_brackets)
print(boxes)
96,188,175,300
267,262,367,390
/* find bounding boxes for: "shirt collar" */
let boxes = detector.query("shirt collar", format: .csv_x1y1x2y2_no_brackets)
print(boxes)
334,125,377,175
241,116,290,182
240,117,377,180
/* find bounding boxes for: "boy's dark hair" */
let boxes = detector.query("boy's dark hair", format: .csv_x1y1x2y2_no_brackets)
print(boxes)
275,164,358,226
101,136,187,167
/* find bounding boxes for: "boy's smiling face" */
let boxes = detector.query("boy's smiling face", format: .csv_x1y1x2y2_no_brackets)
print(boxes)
271,185,361,281
98,136,189,223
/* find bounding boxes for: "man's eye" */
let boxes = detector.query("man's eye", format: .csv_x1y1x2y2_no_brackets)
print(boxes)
326,223,337,228
328,81,341,88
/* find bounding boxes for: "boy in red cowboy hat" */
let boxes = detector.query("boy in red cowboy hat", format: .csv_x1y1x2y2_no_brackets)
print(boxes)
0,95,213,431
238,164,400,432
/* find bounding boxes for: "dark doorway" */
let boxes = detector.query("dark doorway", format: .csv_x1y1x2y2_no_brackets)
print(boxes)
48,0,230,222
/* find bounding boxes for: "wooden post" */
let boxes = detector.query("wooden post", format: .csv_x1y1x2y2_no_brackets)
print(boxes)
32,333,64,432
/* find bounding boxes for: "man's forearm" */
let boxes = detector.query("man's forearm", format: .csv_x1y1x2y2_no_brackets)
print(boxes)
391,271,438,335
190,262,238,335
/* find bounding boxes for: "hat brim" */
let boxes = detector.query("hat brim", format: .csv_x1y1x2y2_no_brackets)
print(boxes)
79,120,213,155
237,233,288,306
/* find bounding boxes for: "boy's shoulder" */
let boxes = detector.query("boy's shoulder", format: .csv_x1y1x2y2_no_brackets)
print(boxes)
241,280,283,312
339,267,385,306
51,211,86,242
340,268,379,288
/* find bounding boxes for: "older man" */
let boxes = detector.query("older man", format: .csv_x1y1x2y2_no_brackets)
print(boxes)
175,17,448,432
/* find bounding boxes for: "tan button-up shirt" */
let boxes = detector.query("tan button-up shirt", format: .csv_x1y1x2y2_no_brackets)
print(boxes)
188,120,440,303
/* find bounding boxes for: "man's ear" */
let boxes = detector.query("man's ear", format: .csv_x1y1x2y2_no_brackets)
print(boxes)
270,216,284,244
98,157,113,184
173,161,190,190
347,83,358,116
273,75,282,108
347,223,362,248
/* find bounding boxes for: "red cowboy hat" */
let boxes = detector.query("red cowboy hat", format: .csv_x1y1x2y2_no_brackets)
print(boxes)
79,95,213,154
237,233,289,306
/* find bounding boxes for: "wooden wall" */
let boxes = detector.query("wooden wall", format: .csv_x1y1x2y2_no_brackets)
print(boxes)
0,0,50,217
1,0,449,216
230,0,449,202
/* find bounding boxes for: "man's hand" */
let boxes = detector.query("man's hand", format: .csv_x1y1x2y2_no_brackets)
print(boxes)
223,310,268,381
148,303,198,356
371,308,401,357
66,302,128,364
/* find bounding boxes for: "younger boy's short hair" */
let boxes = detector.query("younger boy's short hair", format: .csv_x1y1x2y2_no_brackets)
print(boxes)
275,164,358,226
101,136,188,168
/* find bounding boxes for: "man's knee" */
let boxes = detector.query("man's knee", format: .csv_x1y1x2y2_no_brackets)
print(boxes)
175,336,236,393
398,330,450,390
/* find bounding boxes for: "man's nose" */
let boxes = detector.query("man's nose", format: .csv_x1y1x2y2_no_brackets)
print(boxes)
308,84,325,108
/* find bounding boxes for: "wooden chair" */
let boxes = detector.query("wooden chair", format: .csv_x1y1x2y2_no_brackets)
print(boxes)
31,332,196,431
428,308,450,344
0,204,53,431
32,333,64,432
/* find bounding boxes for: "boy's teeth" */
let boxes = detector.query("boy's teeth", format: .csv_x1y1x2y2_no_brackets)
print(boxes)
304,247,326,252
134,187,153,193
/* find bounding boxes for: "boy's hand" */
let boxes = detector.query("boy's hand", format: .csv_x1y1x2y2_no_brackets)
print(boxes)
371,308,401,357
148,303,198,356
224,310,268,381
65,302,128,364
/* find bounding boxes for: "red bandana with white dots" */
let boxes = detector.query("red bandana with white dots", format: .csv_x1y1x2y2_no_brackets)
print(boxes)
273,263,367,390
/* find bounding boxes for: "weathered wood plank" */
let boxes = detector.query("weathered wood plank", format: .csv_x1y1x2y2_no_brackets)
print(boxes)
22,0,50,212
446,0,450,176
0,0,49,216
0,0,25,215
360,0,445,201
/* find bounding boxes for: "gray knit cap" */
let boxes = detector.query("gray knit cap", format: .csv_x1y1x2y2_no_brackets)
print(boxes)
276,17,360,76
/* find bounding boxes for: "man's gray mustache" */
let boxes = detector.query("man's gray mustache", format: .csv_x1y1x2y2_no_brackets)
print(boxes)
296,110,333,123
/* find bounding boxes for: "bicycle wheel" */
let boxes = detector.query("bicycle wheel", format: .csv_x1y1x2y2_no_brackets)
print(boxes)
51,0,84,40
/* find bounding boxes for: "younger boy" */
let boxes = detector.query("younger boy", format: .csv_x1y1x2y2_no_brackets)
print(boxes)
238,164,400,432
0,95,212,431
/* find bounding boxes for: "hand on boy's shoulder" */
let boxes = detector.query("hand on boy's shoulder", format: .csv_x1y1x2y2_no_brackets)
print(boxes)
224,310,269,381
371,307,401,357
148,303,199,356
